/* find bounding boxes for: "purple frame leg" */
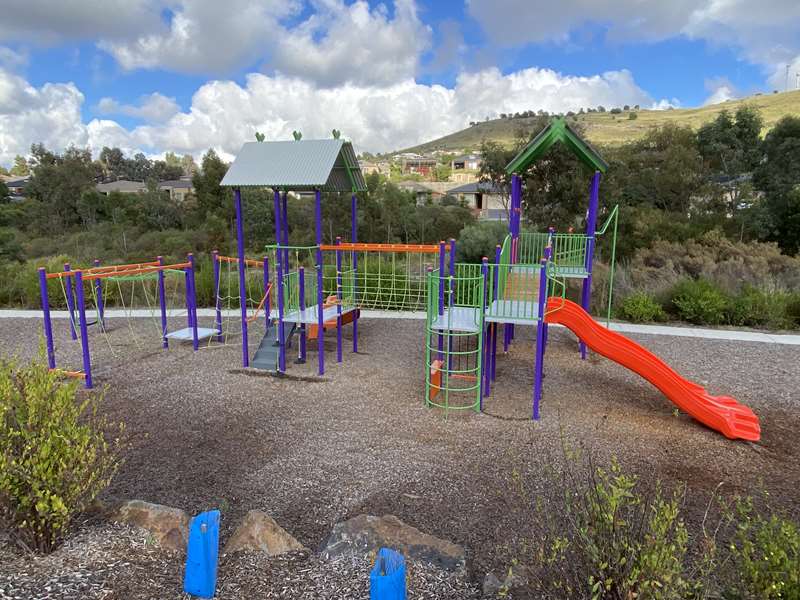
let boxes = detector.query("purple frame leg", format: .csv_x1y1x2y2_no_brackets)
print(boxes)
74,271,93,389
38,267,56,369
580,171,601,359
157,256,168,348
532,258,548,419
315,189,325,376
298,266,306,363
235,188,249,367
187,253,199,351
335,237,343,363
212,251,222,341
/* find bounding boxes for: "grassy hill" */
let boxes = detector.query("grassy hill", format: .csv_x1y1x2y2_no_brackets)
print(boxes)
401,90,800,154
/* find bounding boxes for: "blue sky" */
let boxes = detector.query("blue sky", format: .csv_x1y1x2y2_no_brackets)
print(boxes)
0,0,798,165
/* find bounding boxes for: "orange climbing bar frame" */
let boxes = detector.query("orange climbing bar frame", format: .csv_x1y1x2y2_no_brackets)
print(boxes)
45,260,162,279
318,242,447,254
79,261,191,281
215,254,263,268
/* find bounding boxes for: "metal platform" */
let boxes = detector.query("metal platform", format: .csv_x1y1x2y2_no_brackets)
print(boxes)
273,304,357,325
430,306,482,333
165,327,218,341
485,299,539,324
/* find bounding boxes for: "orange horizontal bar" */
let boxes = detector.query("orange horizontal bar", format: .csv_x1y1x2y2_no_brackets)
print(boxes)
319,242,447,254
80,262,191,281
50,368,86,380
216,255,263,267
45,260,162,279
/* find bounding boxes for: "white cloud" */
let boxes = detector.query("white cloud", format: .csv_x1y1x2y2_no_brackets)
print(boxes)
270,0,431,87
0,65,661,166
97,93,181,123
0,46,29,70
467,0,800,91
703,77,737,106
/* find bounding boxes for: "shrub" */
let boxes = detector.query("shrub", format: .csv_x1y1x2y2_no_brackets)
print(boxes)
670,278,730,325
724,497,800,598
620,291,666,322
728,286,792,329
0,353,123,553
456,220,508,264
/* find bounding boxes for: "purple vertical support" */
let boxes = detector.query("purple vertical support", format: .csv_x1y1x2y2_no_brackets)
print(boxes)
351,193,358,353
281,190,290,272
481,257,490,399
235,188,249,368
74,271,93,389
64,263,77,340
262,256,270,330
157,256,168,348
532,258,548,420
93,259,105,330
580,171,601,360
437,241,445,359
315,189,325,376
183,258,193,329
273,189,282,275
542,244,553,351
38,267,56,369
335,237,343,363
187,253,199,351
298,266,306,363
212,251,222,342
276,259,286,372
447,238,456,370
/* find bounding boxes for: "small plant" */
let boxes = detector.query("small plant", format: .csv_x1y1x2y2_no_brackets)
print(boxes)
670,278,730,325
724,496,800,598
728,286,791,329
0,352,123,553
620,291,666,322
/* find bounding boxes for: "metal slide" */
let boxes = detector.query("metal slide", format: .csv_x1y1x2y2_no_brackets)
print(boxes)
544,298,761,441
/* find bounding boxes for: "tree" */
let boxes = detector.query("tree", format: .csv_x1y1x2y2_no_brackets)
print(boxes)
752,115,800,253
192,149,230,221
180,154,197,177
10,155,29,176
98,147,126,180
0,180,8,204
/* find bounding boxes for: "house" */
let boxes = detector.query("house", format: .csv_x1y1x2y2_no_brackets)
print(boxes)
448,181,508,220
1,175,30,200
359,161,390,177
399,155,438,177
95,178,194,202
451,153,482,171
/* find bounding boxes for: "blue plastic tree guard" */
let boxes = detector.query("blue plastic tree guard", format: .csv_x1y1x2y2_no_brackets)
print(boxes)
183,510,220,598
370,547,407,600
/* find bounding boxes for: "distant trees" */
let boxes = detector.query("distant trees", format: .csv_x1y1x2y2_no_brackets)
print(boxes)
10,155,29,176
97,146,183,182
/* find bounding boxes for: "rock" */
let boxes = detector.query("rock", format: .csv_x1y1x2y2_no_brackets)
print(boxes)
320,514,465,571
482,572,503,597
111,500,189,552
223,510,304,556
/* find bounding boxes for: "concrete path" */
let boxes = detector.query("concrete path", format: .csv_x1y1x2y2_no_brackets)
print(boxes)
2,309,800,346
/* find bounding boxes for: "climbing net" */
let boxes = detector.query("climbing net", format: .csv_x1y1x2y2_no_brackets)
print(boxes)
212,254,272,345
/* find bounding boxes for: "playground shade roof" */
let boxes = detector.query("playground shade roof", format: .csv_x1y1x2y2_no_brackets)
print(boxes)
220,139,367,192
505,117,608,175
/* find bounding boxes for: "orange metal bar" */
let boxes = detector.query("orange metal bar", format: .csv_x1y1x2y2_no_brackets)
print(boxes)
45,260,162,279
319,242,446,254
80,262,191,281
246,283,273,324
216,255,263,267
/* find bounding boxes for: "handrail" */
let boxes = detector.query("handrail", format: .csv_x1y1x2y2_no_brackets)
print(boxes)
595,204,619,237
247,283,273,324
319,242,446,254
79,262,191,281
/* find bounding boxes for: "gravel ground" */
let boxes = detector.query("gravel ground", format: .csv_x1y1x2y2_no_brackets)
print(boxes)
1,315,798,598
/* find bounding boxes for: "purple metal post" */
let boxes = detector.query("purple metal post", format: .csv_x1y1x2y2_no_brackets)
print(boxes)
262,256,270,330
579,171,601,359
481,257,490,400
276,258,286,372
315,189,325,376
212,251,222,341
93,259,105,330
281,190,290,272
273,189,282,275
187,253,199,351
157,256,168,348
298,266,306,363
235,188,249,367
438,241,445,359
532,258,548,420
447,238,456,369
64,263,77,340
542,244,553,351
351,193,358,353
38,267,56,369
74,271,93,389
335,237,343,363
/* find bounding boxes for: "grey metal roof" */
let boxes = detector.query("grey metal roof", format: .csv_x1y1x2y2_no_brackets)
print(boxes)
220,139,366,192
448,181,503,194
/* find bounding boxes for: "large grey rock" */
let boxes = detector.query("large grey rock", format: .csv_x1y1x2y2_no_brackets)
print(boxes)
111,500,189,551
321,514,465,571
223,510,304,556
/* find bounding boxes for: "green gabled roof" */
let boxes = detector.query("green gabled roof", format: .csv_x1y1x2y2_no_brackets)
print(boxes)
220,139,367,192
505,117,608,175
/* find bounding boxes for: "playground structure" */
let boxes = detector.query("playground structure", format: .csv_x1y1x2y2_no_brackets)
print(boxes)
37,255,210,388
37,119,761,442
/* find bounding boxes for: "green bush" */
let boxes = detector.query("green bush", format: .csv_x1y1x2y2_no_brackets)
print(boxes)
728,286,792,329
456,220,508,264
724,497,800,598
0,353,123,553
670,278,730,325
620,291,666,322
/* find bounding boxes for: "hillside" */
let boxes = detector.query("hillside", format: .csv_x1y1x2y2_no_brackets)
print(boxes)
401,90,800,154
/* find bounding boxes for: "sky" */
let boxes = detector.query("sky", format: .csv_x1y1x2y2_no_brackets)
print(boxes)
0,0,799,167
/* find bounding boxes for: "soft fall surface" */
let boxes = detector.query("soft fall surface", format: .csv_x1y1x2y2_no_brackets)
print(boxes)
0,316,798,598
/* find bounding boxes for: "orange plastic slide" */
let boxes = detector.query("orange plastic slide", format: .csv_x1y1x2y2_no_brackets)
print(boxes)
544,297,761,441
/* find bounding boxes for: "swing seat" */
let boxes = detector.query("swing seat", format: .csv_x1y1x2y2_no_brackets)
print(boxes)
165,327,219,342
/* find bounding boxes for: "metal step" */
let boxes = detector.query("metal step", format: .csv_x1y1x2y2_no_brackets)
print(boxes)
250,323,298,372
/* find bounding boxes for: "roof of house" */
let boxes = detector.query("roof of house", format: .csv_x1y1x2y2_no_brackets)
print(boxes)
452,153,481,162
220,139,366,192
159,179,193,189
448,181,504,194
506,117,608,175
2,175,30,185
96,180,148,193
